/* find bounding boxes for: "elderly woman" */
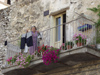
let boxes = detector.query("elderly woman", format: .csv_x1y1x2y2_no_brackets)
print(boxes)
27,26,42,55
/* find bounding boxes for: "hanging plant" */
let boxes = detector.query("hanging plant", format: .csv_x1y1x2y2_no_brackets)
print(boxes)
42,47,60,65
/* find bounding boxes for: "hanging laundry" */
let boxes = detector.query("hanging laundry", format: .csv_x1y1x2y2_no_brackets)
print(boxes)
4,41,7,46
24,44,29,53
20,31,42,50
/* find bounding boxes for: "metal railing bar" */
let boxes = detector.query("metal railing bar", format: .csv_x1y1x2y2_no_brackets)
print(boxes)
6,16,95,43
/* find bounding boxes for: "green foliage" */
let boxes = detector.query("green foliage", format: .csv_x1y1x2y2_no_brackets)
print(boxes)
24,55,33,67
65,41,74,46
87,5,100,27
11,57,16,63
87,7,98,13
96,37,100,44
87,5,100,43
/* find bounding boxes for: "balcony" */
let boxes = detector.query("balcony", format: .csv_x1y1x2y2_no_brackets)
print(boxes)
1,15,100,74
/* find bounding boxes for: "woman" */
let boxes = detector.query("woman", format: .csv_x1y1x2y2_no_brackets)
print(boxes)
27,26,41,55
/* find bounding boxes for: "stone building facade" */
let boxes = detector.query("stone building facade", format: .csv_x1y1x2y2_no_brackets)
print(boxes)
0,0,100,75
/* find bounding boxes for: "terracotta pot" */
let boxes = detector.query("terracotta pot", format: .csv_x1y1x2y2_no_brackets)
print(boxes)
91,45,96,48
67,45,72,49
77,43,83,47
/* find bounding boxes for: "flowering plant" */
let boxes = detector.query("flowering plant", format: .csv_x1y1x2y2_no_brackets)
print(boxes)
6,57,12,64
73,33,87,44
38,44,49,53
6,53,34,68
42,47,60,65
15,53,34,68
6,54,18,64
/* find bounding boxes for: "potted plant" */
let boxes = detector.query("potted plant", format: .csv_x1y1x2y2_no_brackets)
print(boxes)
87,5,100,49
60,43,67,50
73,33,87,47
65,41,74,49
91,43,96,48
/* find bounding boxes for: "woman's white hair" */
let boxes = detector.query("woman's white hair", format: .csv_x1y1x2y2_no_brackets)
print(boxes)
31,26,37,30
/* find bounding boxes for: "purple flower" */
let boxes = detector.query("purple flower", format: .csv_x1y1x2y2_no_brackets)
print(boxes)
42,48,60,65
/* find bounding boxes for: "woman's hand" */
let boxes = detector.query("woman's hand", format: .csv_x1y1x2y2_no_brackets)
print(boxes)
37,31,39,33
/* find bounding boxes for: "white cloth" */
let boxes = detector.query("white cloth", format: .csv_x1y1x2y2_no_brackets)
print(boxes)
24,45,29,53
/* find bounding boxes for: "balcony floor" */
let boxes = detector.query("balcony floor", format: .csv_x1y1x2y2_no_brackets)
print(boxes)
2,46,100,75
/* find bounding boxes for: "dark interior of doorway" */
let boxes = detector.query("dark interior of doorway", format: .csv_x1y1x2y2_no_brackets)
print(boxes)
63,14,66,43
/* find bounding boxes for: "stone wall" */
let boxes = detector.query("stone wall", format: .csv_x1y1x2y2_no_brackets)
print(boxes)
0,7,10,68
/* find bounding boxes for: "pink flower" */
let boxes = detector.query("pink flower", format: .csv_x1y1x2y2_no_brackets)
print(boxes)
76,38,79,40
78,33,82,36
7,57,12,62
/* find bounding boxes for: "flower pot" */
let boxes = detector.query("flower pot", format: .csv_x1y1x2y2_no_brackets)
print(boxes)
77,43,83,47
91,45,96,48
37,53,41,57
66,45,72,49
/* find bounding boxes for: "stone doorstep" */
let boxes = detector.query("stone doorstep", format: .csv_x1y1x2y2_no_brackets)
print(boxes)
1,46,100,74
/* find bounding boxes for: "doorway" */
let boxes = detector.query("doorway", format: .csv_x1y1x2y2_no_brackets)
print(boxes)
54,13,66,48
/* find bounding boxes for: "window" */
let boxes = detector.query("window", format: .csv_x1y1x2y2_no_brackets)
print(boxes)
7,0,11,5
56,17,61,41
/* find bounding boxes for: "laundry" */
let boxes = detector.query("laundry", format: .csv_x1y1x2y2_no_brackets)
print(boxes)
20,31,42,49
24,44,29,53
4,41,7,46
20,32,33,49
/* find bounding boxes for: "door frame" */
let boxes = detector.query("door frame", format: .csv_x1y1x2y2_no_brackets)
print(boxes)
54,14,63,48
50,12,66,48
